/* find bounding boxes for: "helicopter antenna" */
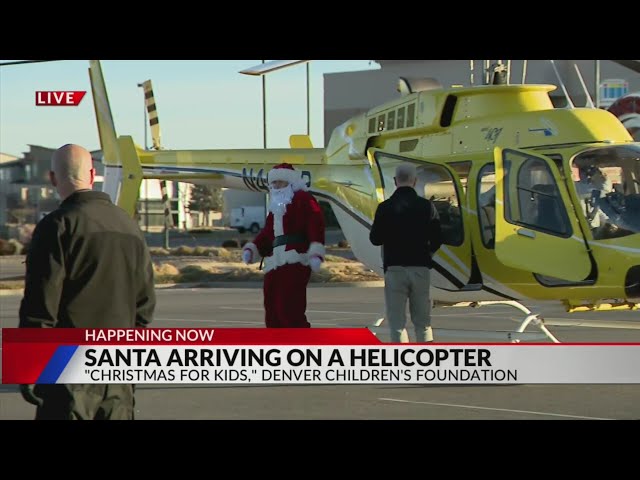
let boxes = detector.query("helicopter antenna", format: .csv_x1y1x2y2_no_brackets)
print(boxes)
573,63,596,108
522,60,528,84
550,60,575,109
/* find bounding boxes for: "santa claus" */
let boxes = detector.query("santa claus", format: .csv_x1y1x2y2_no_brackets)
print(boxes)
242,163,326,328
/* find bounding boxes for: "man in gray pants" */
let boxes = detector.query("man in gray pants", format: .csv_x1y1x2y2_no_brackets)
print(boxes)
369,163,442,343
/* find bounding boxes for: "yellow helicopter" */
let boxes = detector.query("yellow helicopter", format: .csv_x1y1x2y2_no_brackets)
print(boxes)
88,60,640,343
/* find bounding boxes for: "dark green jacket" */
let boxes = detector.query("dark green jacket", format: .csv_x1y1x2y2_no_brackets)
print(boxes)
19,190,155,328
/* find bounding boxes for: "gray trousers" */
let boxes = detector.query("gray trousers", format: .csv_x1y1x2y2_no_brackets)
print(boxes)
384,266,433,343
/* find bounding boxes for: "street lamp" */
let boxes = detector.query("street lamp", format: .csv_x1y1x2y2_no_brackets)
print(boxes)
306,62,310,136
240,60,312,219
239,60,312,143
137,83,149,150
595,60,601,108
137,82,149,232
262,60,266,148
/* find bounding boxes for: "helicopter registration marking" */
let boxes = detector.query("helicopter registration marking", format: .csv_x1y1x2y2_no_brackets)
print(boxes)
482,127,503,144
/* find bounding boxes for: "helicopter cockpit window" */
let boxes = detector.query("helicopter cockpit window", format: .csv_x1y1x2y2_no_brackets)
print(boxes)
415,164,463,246
571,145,640,240
504,156,571,237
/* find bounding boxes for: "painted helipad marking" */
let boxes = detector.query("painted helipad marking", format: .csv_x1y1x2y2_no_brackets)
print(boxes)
154,317,339,326
219,306,380,315
378,397,612,420
155,317,261,325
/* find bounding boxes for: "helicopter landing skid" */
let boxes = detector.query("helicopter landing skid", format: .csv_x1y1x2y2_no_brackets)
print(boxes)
371,300,561,343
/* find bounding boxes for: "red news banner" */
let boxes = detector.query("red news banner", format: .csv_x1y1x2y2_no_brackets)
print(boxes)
35,91,86,106
3,328,640,385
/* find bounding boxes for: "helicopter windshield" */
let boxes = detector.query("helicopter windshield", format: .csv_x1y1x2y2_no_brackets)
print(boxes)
571,145,640,240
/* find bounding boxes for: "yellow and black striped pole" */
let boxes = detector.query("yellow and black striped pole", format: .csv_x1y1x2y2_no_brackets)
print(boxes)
159,178,172,249
140,79,173,248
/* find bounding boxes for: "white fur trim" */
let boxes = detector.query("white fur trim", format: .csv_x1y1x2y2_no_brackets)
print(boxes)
272,211,284,236
268,167,302,187
243,242,260,263
293,179,309,192
264,246,310,273
308,242,326,259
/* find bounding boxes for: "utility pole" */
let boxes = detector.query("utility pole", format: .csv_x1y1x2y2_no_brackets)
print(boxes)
306,62,311,136
239,60,312,219
138,83,149,232
595,60,601,108
262,60,268,218
262,60,267,149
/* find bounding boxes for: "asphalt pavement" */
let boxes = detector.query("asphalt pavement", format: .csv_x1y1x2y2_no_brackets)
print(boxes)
2,286,640,420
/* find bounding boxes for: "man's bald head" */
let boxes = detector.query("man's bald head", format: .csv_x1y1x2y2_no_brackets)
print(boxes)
50,144,95,200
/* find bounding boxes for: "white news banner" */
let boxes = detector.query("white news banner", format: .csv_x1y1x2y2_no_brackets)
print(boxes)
42,345,640,385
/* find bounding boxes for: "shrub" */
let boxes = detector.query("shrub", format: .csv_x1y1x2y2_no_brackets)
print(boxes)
172,246,195,256
192,246,210,256
222,239,239,249
17,224,35,245
9,239,24,255
0,238,17,255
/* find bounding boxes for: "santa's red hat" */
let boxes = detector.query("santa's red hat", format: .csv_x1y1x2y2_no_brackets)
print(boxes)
268,163,307,191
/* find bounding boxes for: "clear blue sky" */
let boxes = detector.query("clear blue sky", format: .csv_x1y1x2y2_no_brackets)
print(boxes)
0,60,379,157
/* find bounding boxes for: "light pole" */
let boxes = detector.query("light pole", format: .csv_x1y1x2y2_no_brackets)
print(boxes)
240,60,311,219
595,60,601,109
137,82,149,232
262,60,267,148
306,62,310,136
240,60,312,141
137,83,148,150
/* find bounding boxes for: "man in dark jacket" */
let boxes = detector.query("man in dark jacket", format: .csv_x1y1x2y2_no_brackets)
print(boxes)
370,163,442,343
19,144,155,420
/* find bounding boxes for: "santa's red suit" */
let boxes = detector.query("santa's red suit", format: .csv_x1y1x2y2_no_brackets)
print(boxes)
243,164,326,328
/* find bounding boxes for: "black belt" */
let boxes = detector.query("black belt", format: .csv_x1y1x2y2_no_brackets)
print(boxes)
273,234,307,248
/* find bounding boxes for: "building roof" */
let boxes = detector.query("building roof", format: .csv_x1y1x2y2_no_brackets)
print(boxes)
0,153,19,164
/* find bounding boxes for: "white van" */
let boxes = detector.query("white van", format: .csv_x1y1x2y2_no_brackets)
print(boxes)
230,206,266,233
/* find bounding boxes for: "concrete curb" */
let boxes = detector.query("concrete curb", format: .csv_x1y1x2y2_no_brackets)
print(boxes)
1,280,385,296
0,289,24,297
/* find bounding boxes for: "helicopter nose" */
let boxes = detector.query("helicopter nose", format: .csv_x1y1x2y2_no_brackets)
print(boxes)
625,266,640,301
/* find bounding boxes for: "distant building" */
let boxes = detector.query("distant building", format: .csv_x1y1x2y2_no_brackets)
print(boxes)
0,146,191,233
222,189,266,226
0,153,19,227
0,153,18,164
135,178,192,231
0,145,104,227
599,79,629,109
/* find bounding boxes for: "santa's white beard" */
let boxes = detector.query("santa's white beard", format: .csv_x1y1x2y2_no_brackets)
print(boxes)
269,185,294,216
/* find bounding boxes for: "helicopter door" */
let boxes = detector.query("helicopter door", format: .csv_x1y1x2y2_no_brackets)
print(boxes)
494,147,591,282
369,149,472,288
366,149,385,205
